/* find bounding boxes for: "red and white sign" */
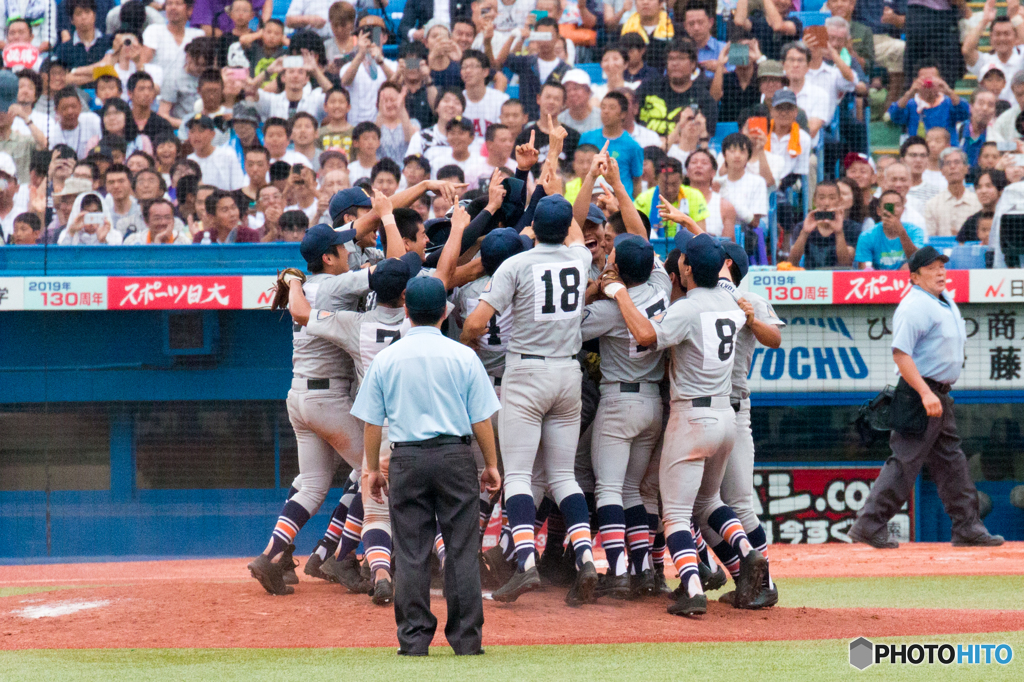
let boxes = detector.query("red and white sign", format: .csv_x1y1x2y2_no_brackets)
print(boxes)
831,270,970,304
107,277,243,310
968,270,1024,303
242,275,278,309
3,43,39,70
744,271,833,304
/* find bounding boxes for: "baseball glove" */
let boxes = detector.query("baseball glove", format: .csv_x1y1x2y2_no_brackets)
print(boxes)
271,268,306,310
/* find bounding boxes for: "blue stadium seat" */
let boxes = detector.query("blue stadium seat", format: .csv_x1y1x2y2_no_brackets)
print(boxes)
793,11,828,27
506,85,519,99
577,63,606,84
948,243,991,270
926,236,959,253
800,0,826,11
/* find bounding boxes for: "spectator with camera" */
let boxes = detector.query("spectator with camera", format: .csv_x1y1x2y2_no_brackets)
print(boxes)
889,62,968,140
788,181,856,269
341,14,396,125
855,190,925,270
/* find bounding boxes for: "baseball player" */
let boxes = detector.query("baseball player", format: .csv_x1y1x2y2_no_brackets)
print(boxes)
602,233,767,616
461,189,601,606
581,232,671,599
659,201,785,607
703,241,784,608
286,200,470,605
247,216,385,596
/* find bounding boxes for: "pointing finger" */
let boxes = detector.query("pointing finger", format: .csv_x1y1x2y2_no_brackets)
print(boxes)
529,129,535,147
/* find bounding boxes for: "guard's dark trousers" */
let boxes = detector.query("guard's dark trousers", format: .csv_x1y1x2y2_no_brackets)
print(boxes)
854,391,986,541
389,440,483,655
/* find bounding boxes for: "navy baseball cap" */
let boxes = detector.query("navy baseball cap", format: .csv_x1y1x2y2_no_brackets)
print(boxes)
683,233,726,284
613,234,654,284
498,176,526,226
300,224,357,264
405,276,447,316
585,204,606,226
369,253,423,302
719,240,749,282
674,229,694,252
533,195,574,243
908,245,949,272
329,187,373,227
481,227,525,275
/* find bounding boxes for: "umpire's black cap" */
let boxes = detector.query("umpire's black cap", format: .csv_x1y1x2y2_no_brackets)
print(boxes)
908,245,949,272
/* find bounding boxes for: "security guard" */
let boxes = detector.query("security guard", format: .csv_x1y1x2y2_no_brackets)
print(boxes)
850,247,1004,549
351,277,502,657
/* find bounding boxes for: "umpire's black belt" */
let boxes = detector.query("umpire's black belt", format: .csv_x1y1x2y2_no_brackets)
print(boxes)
521,353,578,361
924,378,951,394
392,435,472,449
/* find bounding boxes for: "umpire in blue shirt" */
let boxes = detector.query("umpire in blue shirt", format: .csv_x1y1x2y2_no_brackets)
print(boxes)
351,277,502,656
850,247,1003,549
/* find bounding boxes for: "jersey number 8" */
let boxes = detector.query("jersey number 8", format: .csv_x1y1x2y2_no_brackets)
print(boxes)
533,263,582,321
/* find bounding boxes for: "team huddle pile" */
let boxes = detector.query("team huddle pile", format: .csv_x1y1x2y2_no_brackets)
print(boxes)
247,128,781,625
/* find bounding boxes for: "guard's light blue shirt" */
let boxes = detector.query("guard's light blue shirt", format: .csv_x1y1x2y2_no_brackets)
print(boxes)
351,326,501,443
891,285,967,386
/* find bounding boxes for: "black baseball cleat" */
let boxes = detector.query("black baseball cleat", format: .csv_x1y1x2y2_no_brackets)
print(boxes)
628,568,656,599
279,544,299,585
653,568,673,597
565,561,599,607
595,572,631,600
538,545,577,587
747,584,779,609
326,554,373,594
480,545,516,590
304,540,338,582
492,566,541,602
848,524,899,549
952,532,1004,547
699,561,728,592
718,590,736,605
372,577,394,606
247,554,295,596
667,582,707,617
733,549,768,609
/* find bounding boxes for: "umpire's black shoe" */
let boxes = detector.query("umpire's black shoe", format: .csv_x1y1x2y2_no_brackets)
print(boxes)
733,549,768,609
952,531,1004,547
595,572,630,600
247,554,295,596
848,524,899,549
492,566,541,602
667,583,707,617
279,544,299,585
372,577,394,606
565,561,598,607
699,561,728,592
629,568,656,599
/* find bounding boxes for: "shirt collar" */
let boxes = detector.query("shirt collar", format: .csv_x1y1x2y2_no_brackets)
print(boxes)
912,284,951,306
407,325,442,337
73,30,103,48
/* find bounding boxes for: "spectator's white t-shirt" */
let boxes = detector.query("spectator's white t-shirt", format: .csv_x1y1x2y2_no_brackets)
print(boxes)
347,59,397,125
968,49,1024,102
627,123,663,150
767,127,812,183
793,81,830,143
463,88,510,138
719,171,768,226
114,61,165,93
286,199,320,225
806,62,856,125
348,159,374,184
188,146,246,190
143,23,205,73
49,112,102,159
426,148,493,188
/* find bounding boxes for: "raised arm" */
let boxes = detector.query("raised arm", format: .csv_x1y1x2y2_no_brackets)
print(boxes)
573,141,607,226
605,156,647,238
433,203,471,290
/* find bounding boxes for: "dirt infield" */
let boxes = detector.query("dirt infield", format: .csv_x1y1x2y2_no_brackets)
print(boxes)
1,543,1022,651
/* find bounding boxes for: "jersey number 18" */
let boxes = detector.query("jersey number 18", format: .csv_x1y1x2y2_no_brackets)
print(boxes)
533,263,583,321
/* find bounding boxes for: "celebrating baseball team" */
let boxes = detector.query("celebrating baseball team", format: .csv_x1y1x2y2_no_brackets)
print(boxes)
248,122,785,636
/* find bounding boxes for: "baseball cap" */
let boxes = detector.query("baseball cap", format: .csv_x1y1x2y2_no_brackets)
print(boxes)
405,276,447,316
0,152,15,178
908,245,950,272
613,234,654,284
497,176,526,226
232,101,261,125
562,68,592,88
369,253,423,302
300,223,357,264
719,240,749,282
585,203,606,226
683,233,726,285
186,114,216,130
674,229,694,252
329,187,373,227
757,60,785,80
533,195,574,243
771,89,798,108
0,70,17,110
481,227,525,275
842,152,877,172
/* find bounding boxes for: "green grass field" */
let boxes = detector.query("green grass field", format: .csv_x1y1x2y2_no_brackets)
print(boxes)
2,634,1021,682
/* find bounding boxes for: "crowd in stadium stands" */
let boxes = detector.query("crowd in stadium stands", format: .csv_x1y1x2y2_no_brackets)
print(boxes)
6,0,1024,266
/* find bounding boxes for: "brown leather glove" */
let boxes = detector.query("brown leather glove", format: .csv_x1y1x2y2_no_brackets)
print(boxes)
271,268,306,310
